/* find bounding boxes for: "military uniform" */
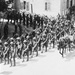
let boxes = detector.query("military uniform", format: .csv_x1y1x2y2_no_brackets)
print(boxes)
16,37,22,59
0,40,3,63
10,41,16,66
22,40,29,62
31,37,38,57
3,42,9,65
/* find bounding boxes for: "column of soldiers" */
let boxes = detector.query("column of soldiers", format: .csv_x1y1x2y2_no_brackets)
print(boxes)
0,13,75,67
2,10,44,39
6,10,44,29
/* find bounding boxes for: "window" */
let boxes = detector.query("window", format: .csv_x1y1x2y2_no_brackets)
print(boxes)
45,2,47,10
67,0,69,8
70,0,72,7
27,2,29,11
31,4,33,13
48,2,50,10
24,1,26,9
45,2,50,11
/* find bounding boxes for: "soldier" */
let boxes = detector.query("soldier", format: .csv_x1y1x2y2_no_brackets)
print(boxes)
18,12,22,24
7,12,10,23
16,37,22,59
23,12,25,26
4,22,8,39
36,31,41,51
30,14,33,27
58,38,65,57
21,34,25,44
28,14,30,28
31,37,38,57
13,33,19,39
43,31,49,52
13,22,18,36
26,14,29,28
0,40,3,63
22,39,29,62
9,37,15,43
9,41,16,66
52,36,56,48
3,42,9,65
41,33,46,53
37,15,40,28
33,15,37,29
18,23,22,36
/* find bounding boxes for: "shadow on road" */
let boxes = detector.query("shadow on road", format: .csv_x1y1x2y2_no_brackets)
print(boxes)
65,50,75,61
16,61,27,67
17,63,27,67
38,54,46,58
0,71,12,75
30,58,39,62
48,50,55,53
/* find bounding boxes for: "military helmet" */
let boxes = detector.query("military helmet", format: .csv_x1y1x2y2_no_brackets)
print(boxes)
4,42,8,46
16,37,21,42
16,37,21,40
4,42,8,45
10,42,14,45
26,35,30,39
0,40,2,46
36,31,40,35
0,40,2,43
42,33,46,37
33,37,36,40
10,37,14,42
23,40,27,43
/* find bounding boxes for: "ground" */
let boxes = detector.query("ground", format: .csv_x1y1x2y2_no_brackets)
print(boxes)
0,46,75,75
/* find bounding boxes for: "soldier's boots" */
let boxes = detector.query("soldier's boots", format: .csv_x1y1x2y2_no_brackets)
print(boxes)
27,52,29,61
36,50,38,57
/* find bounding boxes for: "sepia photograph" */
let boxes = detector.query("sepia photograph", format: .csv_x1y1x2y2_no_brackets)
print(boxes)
0,0,75,75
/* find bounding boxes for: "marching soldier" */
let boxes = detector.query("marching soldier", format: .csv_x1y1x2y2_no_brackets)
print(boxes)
40,16,44,29
19,12,22,24
9,37,15,43
22,39,29,62
26,35,32,58
18,23,22,36
9,40,16,67
3,42,9,65
30,14,33,27
16,37,22,59
36,31,41,51
26,14,29,28
4,22,8,39
31,37,38,57
0,40,3,63
23,12,25,26
41,33,47,53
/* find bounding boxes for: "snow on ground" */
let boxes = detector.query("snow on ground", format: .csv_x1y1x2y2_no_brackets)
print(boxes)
0,47,75,75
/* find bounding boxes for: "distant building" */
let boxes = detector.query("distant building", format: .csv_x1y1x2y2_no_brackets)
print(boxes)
13,0,60,17
60,0,75,15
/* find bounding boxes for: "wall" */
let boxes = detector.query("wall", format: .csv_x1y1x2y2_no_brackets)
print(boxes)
14,0,61,17
33,0,60,17
60,0,75,15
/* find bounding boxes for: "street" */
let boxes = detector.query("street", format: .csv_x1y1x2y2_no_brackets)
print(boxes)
0,0,75,75
0,47,75,75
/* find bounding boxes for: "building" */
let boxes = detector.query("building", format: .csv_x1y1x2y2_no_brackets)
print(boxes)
13,0,60,17
60,0,75,15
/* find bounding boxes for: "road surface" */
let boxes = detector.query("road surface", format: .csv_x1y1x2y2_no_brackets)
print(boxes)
0,47,75,75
